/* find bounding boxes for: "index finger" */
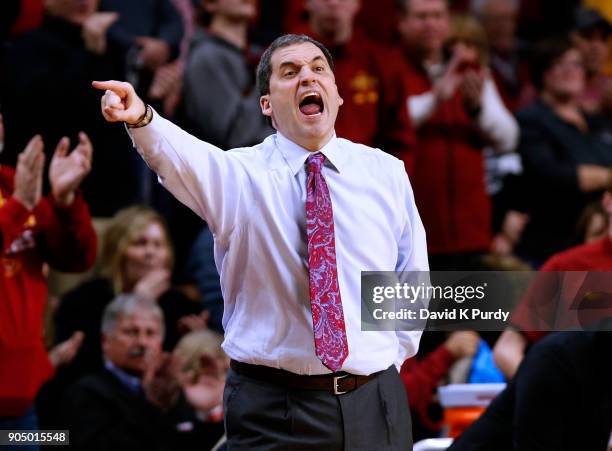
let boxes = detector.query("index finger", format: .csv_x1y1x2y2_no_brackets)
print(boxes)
92,80,129,97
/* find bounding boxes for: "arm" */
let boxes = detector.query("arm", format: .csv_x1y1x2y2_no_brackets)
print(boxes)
0,136,45,251
520,113,612,191
39,133,97,272
518,116,581,189
39,192,97,272
492,327,527,380
478,78,519,153
183,48,272,148
406,51,464,129
394,160,429,367
156,0,184,56
93,80,251,240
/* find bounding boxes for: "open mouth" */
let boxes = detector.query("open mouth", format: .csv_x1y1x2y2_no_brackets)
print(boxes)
298,92,324,116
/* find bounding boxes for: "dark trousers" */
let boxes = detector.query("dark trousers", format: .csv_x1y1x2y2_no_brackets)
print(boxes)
223,365,412,450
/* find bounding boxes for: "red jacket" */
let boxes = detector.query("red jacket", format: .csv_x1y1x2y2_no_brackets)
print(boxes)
400,59,491,255
400,345,455,432
0,165,97,416
282,28,413,154
329,33,412,154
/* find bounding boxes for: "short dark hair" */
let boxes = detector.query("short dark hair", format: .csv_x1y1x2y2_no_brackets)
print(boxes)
529,37,575,91
396,0,449,15
256,34,335,97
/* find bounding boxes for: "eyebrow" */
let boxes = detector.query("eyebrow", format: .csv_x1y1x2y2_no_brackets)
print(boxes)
278,55,325,71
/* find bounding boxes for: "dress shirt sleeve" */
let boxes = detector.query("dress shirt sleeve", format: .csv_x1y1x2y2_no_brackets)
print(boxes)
393,160,429,368
478,78,520,153
127,110,252,241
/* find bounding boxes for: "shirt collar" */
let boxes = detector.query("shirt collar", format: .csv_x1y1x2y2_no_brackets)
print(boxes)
104,359,143,395
274,132,346,176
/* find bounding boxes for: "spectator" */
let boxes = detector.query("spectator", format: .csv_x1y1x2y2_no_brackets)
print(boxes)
182,0,272,149
0,0,141,217
54,205,205,388
471,0,535,112
494,189,612,379
513,37,612,264
184,225,223,333
397,0,518,269
571,7,612,117
146,0,196,119
575,200,608,244
0,130,97,434
400,331,480,441
99,0,184,99
174,330,228,450
450,330,612,451
62,295,207,451
300,0,412,153
471,0,533,256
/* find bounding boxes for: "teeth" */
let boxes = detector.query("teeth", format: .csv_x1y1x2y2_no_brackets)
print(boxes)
302,92,321,101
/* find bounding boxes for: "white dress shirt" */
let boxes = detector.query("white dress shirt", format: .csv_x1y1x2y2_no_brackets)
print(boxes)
128,111,429,376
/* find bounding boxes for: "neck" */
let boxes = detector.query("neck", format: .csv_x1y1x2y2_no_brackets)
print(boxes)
310,22,352,46
209,16,248,50
283,130,335,151
541,91,587,131
405,44,443,67
541,90,578,112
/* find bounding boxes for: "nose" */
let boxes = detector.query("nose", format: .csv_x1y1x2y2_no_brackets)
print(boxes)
299,67,319,87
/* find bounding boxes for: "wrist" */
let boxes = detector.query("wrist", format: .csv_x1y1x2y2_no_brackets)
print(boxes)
127,103,152,128
53,190,75,207
13,193,35,211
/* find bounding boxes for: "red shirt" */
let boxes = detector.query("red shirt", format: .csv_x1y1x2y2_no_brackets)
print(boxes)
512,236,612,342
399,59,491,255
0,166,97,416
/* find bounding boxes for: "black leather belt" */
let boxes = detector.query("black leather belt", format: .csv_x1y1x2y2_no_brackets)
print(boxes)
230,360,382,395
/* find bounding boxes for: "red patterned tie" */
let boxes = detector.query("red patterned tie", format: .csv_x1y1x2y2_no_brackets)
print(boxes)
305,153,348,372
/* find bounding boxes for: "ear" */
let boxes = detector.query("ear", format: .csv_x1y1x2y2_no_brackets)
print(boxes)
602,190,612,215
202,0,217,14
101,333,110,354
260,94,272,117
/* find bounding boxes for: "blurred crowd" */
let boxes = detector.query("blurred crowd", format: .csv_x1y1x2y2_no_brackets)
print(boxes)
1,0,611,450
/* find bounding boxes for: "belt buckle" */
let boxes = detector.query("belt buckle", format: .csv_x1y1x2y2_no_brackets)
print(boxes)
333,374,349,395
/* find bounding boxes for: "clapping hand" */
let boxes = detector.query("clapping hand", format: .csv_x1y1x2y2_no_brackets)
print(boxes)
49,132,93,206
135,37,171,71
459,69,485,113
49,331,85,368
13,135,45,210
143,352,182,411
134,268,171,302
181,353,227,413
